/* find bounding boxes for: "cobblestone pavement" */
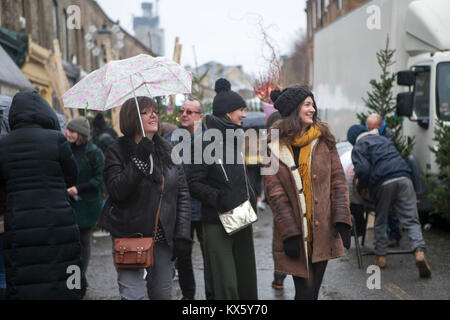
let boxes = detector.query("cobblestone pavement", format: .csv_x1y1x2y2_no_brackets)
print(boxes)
84,206,450,300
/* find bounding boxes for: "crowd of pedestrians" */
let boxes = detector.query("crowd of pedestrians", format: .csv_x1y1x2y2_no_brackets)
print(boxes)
0,78,432,300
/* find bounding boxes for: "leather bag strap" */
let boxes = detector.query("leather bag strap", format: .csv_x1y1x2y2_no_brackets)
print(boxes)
153,167,165,238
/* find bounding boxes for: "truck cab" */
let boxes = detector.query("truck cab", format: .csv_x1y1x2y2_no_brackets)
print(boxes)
397,48,450,176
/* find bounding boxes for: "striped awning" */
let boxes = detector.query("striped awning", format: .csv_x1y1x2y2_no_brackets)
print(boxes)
246,98,262,112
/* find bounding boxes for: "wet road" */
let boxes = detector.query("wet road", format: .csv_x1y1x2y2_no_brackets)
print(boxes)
84,206,450,300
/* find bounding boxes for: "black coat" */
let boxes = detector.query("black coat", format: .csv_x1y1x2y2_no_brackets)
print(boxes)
99,135,191,250
0,91,85,300
351,130,412,199
187,115,256,224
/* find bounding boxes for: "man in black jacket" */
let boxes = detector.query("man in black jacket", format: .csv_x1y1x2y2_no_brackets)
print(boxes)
349,125,431,278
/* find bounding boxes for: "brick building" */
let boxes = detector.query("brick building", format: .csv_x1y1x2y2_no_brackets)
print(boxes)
305,0,369,86
0,0,154,114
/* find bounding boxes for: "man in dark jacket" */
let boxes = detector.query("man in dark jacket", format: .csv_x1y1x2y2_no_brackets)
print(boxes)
0,91,86,299
366,113,402,247
165,97,212,300
349,125,431,278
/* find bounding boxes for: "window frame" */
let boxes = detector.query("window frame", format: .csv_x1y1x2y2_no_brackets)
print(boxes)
436,62,450,121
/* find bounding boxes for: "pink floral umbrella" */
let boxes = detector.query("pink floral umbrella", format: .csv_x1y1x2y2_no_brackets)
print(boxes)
62,54,192,136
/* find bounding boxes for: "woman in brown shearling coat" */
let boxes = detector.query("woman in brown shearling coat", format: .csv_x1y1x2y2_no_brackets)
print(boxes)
263,86,352,300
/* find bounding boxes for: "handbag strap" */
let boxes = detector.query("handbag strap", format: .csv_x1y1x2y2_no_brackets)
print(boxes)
153,168,165,238
241,152,251,200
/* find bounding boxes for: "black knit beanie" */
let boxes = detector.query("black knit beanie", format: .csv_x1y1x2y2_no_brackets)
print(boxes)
270,86,317,118
347,124,367,146
213,78,246,116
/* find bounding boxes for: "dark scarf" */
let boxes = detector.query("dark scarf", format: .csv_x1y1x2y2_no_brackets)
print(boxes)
118,134,174,183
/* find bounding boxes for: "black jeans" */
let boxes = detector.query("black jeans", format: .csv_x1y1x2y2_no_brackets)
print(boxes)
177,221,213,300
79,228,93,274
292,260,328,300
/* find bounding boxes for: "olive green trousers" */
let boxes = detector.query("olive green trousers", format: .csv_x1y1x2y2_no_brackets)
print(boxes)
202,223,258,300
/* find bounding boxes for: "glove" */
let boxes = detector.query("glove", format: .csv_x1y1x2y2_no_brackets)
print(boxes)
333,223,351,249
173,239,193,260
283,236,301,259
136,137,155,162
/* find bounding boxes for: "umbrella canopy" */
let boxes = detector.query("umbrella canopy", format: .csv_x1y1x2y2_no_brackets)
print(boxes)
62,54,192,111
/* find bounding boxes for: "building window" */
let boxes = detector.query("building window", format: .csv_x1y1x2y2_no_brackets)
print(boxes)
312,0,316,28
307,4,312,38
337,0,343,11
63,9,69,61
52,0,60,40
324,0,329,13
317,0,322,20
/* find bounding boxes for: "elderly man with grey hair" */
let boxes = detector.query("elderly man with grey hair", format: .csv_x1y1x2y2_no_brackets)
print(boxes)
366,113,396,143
349,124,431,278
366,113,403,247
164,96,212,300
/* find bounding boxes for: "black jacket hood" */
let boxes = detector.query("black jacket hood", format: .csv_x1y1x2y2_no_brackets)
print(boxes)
93,112,107,131
9,91,61,131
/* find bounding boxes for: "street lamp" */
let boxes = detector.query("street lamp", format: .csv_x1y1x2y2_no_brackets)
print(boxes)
84,21,125,63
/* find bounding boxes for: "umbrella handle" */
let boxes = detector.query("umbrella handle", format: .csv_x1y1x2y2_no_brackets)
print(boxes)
130,75,146,138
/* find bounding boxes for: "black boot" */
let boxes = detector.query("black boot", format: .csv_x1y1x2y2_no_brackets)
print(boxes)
0,288,7,300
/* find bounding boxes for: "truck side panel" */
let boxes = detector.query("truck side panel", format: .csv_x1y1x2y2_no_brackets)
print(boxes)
313,0,411,140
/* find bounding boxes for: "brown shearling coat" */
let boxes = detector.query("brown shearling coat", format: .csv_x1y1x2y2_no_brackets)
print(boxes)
263,137,351,279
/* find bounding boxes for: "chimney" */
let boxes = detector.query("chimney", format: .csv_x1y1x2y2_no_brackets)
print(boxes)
142,2,153,18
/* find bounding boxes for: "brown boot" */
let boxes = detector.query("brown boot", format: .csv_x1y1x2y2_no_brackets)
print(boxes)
415,249,431,278
375,256,386,268
272,279,284,290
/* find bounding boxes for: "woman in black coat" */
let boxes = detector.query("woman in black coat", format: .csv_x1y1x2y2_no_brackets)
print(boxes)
99,96,191,300
0,91,85,300
187,79,258,300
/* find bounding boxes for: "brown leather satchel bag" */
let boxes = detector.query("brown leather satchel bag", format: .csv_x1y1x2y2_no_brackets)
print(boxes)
113,174,165,269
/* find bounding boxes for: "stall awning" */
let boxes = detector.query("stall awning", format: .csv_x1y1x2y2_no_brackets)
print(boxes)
0,44,33,92
0,26,28,68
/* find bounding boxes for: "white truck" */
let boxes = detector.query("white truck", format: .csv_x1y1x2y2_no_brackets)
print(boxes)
313,0,450,214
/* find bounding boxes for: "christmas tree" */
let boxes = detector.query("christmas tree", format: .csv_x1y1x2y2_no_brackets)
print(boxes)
357,37,414,159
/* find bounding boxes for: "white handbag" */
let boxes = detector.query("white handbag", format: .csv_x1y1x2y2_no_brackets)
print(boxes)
218,153,258,235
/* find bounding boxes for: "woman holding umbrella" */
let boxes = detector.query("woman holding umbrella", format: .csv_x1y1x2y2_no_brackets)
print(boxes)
263,86,352,300
99,96,192,300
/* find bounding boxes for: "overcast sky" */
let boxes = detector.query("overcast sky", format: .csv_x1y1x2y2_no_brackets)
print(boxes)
95,0,306,78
